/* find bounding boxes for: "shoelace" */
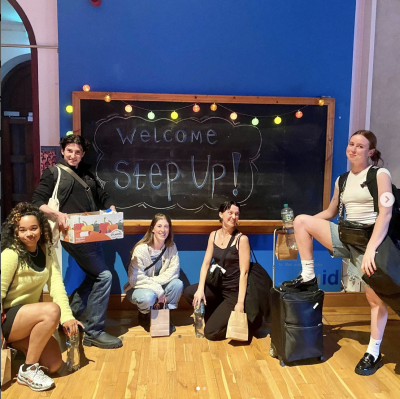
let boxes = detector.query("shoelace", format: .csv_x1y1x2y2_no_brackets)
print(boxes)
30,365,52,384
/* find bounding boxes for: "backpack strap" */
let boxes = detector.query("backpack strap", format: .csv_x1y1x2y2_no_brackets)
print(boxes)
364,166,379,213
337,171,350,215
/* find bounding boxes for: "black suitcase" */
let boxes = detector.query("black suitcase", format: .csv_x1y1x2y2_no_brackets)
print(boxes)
269,228,324,367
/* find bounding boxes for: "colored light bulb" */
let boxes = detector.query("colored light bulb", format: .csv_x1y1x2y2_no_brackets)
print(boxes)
66,105,73,113
193,104,200,113
125,104,132,113
82,84,90,92
210,103,217,111
148,111,155,120
171,111,178,120
274,116,282,124
230,112,238,120
295,110,303,118
318,98,325,106
252,117,259,126
104,94,111,103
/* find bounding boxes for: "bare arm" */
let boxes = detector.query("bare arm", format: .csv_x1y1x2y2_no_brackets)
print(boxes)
362,172,393,276
235,235,250,313
192,232,216,307
313,187,340,220
39,204,68,229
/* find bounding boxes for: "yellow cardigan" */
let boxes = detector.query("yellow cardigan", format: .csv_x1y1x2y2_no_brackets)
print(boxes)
1,244,74,325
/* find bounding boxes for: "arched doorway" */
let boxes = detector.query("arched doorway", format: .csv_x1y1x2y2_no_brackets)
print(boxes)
1,0,40,221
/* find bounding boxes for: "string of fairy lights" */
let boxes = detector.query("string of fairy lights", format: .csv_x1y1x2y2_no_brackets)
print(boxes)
64,84,327,135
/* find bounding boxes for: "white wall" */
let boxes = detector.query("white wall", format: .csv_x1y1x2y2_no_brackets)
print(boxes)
16,0,60,146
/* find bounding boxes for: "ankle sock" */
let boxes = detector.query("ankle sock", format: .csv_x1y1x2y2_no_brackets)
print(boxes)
367,336,381,361
300,260,315,282
22,363,34,372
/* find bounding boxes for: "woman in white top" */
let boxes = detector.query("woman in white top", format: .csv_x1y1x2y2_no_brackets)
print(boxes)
123,213,183,331
282,130,393,376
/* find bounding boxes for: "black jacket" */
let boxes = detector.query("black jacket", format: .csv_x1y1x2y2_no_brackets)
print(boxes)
32,158,114,213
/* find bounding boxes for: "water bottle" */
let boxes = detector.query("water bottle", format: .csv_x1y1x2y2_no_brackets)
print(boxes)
66,331,80,371
194,300,205,338
281,204,298,250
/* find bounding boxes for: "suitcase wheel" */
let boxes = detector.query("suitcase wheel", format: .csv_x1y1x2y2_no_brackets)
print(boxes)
269,345,277,358
279,360,285,367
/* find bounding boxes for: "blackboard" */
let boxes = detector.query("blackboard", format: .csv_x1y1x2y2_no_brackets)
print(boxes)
72,92,334,233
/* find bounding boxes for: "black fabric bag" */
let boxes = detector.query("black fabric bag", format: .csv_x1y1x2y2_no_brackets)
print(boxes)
205,230,237,288
361,234,400,296
338,219,374,246
337,174,374,246
244,248,273,322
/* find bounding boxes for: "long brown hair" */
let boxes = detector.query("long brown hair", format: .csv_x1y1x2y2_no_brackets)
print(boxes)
129,213,174,259
351,130,383,166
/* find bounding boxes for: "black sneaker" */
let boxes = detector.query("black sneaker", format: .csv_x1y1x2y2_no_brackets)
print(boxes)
281,275,318,292
355,352,383,376
83,332,123,349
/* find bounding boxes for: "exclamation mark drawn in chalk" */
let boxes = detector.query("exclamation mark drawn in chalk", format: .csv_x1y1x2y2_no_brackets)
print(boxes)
232,152,241,196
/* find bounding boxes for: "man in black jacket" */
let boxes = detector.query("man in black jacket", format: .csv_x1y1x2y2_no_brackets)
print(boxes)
33,134,122,349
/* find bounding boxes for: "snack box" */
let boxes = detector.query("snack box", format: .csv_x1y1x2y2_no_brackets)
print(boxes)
60,211,124,244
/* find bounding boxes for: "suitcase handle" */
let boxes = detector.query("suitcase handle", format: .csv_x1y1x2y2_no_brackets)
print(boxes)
273,227,284,286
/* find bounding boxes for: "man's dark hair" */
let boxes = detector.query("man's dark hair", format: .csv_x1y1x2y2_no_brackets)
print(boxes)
59,134,91,152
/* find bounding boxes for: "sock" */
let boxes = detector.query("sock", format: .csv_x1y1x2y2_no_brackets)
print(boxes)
300,260,315,282
367,336,381,361
22,363,34,372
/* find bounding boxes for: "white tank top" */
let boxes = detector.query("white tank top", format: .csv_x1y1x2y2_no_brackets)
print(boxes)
334,166,391,224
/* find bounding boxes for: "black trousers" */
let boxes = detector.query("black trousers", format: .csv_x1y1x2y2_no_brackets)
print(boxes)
183,283,262,341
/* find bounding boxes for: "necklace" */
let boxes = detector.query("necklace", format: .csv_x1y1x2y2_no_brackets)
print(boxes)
27,245,39,258
220,230,232,246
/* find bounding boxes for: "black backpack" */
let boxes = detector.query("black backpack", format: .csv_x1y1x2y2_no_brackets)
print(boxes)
338,166,400,250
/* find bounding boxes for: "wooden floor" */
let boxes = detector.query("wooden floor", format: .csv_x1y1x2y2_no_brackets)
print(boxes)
2,307,400,399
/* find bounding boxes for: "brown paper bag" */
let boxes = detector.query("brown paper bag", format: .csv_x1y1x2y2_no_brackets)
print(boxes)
150,304,170,337
1,346,12,386
226,311,248,341
275,233,299,260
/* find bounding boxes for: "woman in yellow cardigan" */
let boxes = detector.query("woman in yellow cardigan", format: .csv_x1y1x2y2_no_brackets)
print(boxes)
1,203,83,392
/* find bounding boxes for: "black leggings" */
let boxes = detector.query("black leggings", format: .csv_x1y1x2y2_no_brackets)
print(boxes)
183,284,262,341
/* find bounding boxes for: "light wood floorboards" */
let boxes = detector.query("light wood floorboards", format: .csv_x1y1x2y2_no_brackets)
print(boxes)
1,307,399,399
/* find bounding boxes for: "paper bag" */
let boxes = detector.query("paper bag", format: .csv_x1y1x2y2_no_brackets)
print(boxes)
1,347,12,386
226,311,248,341
275,233,299,260
150,304,170,337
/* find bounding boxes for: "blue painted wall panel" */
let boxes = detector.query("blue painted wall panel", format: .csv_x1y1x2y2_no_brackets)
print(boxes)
58,0,355,293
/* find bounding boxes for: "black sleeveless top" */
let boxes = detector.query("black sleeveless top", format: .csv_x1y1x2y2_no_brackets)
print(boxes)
212,232,242,291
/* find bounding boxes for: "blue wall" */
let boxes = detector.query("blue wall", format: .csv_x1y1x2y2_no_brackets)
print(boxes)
58,0,356,293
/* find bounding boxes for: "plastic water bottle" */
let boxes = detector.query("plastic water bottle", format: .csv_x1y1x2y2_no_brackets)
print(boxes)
281,204,298,250
66,331,80,371
194,301,205,338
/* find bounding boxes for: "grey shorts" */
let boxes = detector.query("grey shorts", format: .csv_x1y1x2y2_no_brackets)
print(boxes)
328,222,370,287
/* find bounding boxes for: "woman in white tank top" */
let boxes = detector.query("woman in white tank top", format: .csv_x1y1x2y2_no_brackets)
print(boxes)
281,130,393,376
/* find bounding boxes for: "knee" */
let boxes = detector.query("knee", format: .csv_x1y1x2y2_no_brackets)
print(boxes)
293,214,309,230
98,270,112,284
136,292,157,309
46,355,62,374
204,325,225,341
45,303,61,324
168,279,183,294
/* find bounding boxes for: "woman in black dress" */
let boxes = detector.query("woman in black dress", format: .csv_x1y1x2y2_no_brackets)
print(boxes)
183,201,263,340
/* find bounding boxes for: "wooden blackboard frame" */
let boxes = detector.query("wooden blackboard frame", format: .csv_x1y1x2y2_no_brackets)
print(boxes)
72,91,335,234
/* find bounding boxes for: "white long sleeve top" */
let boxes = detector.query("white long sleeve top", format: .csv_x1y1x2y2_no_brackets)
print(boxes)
123,243,180,298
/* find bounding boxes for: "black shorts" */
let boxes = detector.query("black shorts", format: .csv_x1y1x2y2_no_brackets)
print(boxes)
2,305,23,341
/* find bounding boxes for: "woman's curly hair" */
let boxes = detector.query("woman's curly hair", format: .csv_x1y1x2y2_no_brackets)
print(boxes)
1,202,53,268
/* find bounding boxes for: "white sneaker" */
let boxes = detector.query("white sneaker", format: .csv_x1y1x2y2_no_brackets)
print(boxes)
17,363,55,391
